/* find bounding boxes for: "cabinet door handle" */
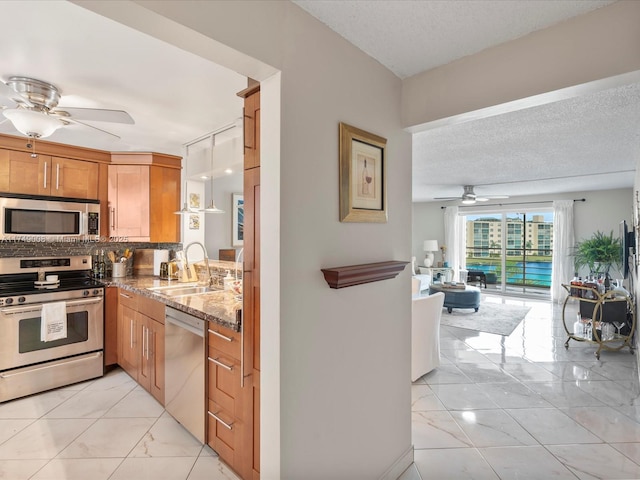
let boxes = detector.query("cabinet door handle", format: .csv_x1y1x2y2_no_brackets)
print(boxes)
208,411,233,430
208,356,233,371
55,163,60,190
130,319,134,349
208,328,233,342
43,161,47,188
120,292,132,299
240,310,245,388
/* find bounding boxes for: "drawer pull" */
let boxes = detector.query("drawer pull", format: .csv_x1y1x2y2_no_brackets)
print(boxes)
208,356,233,371
208,410,233,430
208,328,233,342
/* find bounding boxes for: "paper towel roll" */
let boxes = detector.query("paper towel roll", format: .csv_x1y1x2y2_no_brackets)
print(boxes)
154,250,170,276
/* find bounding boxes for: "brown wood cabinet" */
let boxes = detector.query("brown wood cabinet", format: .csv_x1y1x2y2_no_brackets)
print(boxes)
104,287,119,367
0,149,98,199
207,84,261,479
108,153,181,242
116,288,165,404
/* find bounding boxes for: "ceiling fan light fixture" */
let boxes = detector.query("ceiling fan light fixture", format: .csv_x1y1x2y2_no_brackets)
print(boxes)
2,108,63,138
461,198,476,205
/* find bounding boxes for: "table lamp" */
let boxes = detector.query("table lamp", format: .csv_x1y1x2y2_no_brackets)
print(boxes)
423,240,438,267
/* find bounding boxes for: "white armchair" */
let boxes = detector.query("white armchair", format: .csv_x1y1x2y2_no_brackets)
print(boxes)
411,291,445,381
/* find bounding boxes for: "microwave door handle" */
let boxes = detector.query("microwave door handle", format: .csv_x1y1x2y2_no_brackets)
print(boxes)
79,212,85,235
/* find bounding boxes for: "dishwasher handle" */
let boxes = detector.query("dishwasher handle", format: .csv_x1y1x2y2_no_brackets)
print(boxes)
165,307,205,337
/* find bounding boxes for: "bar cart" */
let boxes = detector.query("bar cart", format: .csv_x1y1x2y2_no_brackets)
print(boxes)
562,284,636,359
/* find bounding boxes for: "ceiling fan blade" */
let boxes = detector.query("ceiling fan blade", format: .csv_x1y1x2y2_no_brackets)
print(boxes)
53,107,134,124
488,195,509,200
433,197,460,200
65,117,121,139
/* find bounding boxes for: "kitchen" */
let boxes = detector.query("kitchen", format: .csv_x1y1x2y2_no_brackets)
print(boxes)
0,2,260,479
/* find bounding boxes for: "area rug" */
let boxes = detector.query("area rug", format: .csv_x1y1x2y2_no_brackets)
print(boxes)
440,302,531,336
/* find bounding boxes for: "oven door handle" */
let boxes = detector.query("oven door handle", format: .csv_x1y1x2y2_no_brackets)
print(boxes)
0,297,103,315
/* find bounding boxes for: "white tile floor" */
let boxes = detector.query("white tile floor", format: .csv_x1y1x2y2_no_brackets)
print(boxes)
0,369,240,480
410,293,640,480
2,293,639,480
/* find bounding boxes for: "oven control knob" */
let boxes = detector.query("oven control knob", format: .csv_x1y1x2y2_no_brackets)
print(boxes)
83,290,90,297
18,296,25,304
93,289,100,296
5,297,13,305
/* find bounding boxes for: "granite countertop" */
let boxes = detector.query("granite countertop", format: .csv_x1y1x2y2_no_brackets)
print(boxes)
103,276,242,331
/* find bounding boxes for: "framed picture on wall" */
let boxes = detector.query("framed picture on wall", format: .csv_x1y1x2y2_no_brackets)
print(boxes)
232,193,244,246
338,122,387,223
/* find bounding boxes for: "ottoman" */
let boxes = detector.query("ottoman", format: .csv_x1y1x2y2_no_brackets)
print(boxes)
429,284,481,313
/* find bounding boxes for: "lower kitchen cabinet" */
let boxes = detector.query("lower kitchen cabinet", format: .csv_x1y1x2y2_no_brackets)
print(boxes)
116,288,165,404
207,323,253,479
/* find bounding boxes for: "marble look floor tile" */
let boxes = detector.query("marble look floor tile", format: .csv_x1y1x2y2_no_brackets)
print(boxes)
536,361,609,381
483,351,532,365
411,385,446,411
0,390,77,419
0,419,35,445
83,369,137,391
501,363,561,382
43,387,133,419
611,442,640,464
477,382,552,409
479,446,578,479
441,349,493,364
129,416,203,457
576,380,640,407
187,454,241,480
58,417,156,458
413,447,499,480
523,381,604,408
505,408,601,444
0,459,48,480
109,457,197,480
562,406,640,442
547,443,640,480
30,458,123,480
421,364,473,385
411,411,472,449
0,418,94,459
430,384,499,410
450,409,538,447
587,360,640,382
103,387,164,418
456,363,518,384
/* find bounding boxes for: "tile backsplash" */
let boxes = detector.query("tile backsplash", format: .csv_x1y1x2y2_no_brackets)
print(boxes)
0,241,181,261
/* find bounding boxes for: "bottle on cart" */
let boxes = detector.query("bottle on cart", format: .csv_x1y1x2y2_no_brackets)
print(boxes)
573,314,584,339
570,274,581,297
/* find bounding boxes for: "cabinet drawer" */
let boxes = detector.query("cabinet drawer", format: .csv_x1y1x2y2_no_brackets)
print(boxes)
207,399,244,468
207,324,241,360
138,295,165,324
207,347,241,418
119,290,138,310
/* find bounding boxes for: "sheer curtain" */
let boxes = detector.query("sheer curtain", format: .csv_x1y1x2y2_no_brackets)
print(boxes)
551,200,575,303
444,206,466,281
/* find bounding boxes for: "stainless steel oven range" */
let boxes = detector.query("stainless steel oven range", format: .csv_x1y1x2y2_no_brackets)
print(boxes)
0,255,104,402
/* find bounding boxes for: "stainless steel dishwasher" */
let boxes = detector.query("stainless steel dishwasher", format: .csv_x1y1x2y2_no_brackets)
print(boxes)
165,306,205,443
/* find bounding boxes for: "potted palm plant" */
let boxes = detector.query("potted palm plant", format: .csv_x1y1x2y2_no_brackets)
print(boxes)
573,230,622,277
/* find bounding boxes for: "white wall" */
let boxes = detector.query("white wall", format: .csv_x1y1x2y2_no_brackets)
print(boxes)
412,188,634,277
83,2,413,478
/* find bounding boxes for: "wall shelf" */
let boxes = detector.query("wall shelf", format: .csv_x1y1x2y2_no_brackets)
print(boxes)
321,261,409,289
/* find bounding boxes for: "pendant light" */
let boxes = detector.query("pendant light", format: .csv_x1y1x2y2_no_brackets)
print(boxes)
174,181,193,215
199,132,224,214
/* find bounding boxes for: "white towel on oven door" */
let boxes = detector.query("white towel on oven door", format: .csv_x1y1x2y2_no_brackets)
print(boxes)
41,301,68,342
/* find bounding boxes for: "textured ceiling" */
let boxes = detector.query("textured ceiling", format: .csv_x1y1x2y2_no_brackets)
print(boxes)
294,0,637,203
293,0,615,79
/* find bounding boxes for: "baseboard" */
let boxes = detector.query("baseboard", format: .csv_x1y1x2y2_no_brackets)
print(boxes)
378,445,414,480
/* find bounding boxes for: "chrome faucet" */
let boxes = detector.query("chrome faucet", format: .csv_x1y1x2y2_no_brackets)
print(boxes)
183,241,213,286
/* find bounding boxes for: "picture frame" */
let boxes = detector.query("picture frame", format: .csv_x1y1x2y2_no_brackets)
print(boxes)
339,122,387,223
232,193,244,246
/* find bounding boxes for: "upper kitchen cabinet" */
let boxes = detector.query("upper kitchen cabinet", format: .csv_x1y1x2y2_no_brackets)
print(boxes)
0,150,98,199
109,152,181,242
239,85,260,169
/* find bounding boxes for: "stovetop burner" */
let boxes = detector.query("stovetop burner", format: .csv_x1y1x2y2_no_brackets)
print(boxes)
0,276,103,297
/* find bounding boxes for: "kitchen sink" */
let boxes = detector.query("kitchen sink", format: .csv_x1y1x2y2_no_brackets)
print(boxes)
147,284,219,297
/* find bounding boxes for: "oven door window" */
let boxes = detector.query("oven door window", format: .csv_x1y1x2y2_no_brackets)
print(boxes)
18,311,89,353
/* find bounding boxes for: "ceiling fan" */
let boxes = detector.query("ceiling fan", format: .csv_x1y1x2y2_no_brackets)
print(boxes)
435,185,509,204
0,76,134,139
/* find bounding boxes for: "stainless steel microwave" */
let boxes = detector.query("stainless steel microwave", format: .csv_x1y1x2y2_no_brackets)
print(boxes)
0,193,100,241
